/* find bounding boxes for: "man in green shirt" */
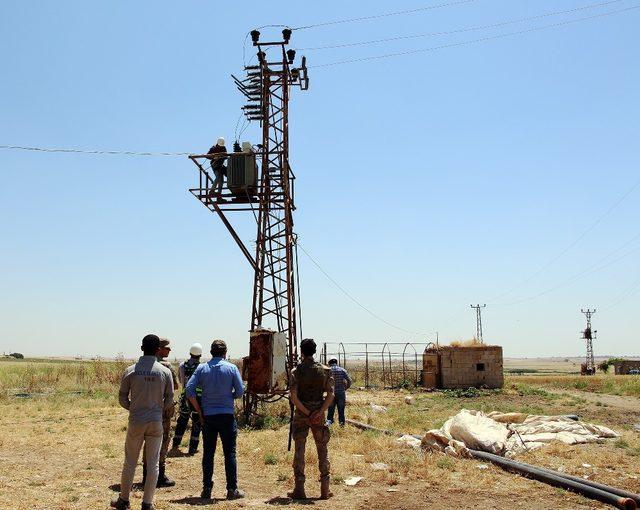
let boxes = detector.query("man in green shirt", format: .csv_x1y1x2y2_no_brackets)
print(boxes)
289,338,335,500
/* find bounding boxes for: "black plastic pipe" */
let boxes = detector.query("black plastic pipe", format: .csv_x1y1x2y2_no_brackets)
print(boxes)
521,461,640,506
469,450,636,510
346,419,639,510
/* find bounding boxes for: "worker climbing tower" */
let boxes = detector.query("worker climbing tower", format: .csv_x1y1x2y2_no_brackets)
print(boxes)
580,308,597,375
188,28,309,420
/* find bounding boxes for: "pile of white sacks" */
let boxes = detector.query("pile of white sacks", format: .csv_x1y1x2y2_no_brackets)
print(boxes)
421,409,618,458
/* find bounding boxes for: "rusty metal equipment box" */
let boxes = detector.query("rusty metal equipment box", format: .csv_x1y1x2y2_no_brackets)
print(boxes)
246,329,288,393
227,152,258,196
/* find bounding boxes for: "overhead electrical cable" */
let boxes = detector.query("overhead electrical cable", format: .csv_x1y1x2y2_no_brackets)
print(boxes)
292,0,478,31
297,0,626,51
492,231,640,307
296,242,431,337
601,273,640,310
0,145,190,157
490,174,640,302
310,5,640,68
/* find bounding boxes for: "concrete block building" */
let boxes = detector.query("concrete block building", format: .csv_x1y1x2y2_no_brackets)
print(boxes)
611,359,640,375
422,345,504,389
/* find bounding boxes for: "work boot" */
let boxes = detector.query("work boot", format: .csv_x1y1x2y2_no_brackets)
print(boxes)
187,448,198,456
110,496,130,509
156,463,176,488
288,481,306,500
200,487,212,500
141,503,155,510
320,479,333,500
227,488,245,500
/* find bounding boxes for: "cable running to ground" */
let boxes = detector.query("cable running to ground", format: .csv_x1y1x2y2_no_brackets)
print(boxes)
310,5,640,68
297,0,625,50
292,0,478,30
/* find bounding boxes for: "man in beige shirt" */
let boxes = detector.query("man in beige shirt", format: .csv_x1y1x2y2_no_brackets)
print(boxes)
111,334,174,510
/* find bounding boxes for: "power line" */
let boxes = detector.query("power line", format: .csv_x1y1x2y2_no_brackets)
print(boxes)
297,0,625,51
490,174,640,302
292,0,478,31
601,272,640,310
493,231,640,307
310,5,640,68
296,242,430,337
0,145,190,157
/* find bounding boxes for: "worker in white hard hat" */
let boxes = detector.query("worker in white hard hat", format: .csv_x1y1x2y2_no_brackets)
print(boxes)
170,343,204,455
207,137,228,199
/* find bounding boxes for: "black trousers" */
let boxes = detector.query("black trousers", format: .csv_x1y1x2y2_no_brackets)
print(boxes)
173,394,202,452
202,414,237,490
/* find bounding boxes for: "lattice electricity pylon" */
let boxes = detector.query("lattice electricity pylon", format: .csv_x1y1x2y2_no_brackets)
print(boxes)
188,28,309,419
581,308,597,375
470,304,486,343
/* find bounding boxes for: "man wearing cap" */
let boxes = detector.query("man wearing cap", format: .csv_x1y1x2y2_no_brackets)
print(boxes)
171,343,203,455
142,338,178,488
207,137,228,198
111,334,174,510
186,339,245,500
289,338,335,500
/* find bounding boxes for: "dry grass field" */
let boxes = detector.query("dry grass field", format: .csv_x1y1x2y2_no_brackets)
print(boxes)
1,358,639,509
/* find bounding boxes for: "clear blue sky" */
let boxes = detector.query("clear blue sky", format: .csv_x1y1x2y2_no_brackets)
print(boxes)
1,1,638,359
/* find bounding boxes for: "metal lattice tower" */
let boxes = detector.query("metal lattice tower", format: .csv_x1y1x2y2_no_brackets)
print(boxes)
470,304,486,343
581,308,597,374
188,28,309,419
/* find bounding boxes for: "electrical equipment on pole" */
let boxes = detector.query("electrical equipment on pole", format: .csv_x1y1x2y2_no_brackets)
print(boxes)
470,304,486,343
188,28,309,420
580,308,597,375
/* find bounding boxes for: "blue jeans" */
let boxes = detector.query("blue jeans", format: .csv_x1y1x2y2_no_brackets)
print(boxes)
202,414,237,490
327,392,346,425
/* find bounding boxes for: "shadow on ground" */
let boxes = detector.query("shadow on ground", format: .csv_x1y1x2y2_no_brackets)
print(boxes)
170,496,227,505
266,496,317,505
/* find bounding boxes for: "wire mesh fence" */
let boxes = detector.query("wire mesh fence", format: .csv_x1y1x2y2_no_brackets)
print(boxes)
319,341,424,389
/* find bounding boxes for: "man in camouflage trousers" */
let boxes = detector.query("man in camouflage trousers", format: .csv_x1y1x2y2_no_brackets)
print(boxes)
289,338,335,500
142,338,179,488
170,343,203,455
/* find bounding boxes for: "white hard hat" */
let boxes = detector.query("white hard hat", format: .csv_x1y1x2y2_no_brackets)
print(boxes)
216,137,225,146
190,343,203,356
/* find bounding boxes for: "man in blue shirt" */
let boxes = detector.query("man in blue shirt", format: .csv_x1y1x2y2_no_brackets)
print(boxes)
327,358,352,426
186,339,245,501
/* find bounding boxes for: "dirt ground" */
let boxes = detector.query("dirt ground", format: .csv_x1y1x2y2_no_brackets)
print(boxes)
1,377,640,510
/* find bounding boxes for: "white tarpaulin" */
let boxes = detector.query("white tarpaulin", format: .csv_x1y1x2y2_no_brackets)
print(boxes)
421,409,618,458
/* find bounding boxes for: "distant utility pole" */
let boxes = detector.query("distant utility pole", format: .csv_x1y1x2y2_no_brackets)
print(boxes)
580,308,597,375
470,304,486,343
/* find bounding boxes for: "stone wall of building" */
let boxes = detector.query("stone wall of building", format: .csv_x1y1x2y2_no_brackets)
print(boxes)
612,360,640,375
436,346,503,389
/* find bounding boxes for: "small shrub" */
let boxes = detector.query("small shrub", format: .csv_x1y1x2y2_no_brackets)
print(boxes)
264,453,278,465
615,439,629,449
436,456,454,470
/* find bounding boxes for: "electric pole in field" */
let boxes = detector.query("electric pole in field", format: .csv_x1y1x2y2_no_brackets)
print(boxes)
189,27,310,421
580,308,597,375
470,304,486,343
